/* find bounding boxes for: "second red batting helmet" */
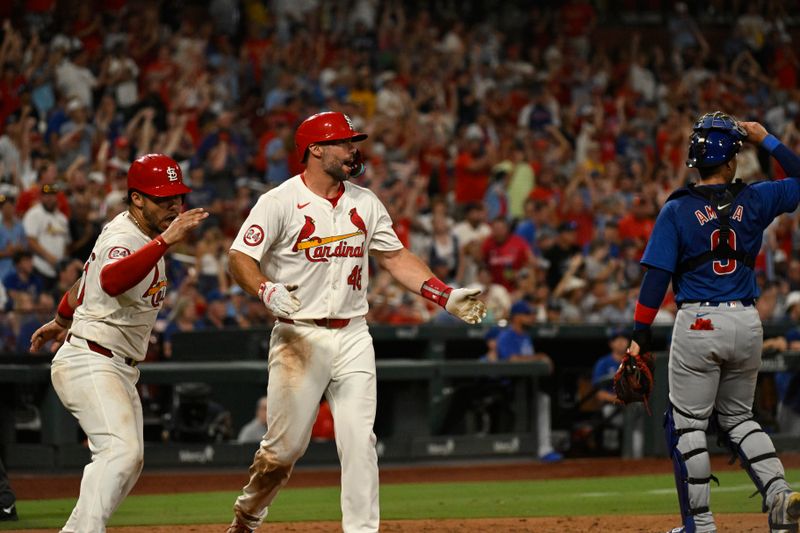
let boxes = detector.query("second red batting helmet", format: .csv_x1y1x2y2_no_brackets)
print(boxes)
127,154,191,197
295,111,367,162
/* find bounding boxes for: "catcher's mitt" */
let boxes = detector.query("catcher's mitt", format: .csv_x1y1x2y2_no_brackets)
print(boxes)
613,351,655,415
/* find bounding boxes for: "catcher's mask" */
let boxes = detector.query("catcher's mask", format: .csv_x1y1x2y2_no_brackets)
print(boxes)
686,111,747,168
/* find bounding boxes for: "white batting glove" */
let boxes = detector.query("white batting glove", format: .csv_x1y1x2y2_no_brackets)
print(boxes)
445,288,487,325
258,281,301,318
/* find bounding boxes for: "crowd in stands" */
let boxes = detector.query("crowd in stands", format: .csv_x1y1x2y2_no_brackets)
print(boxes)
0,0,798,357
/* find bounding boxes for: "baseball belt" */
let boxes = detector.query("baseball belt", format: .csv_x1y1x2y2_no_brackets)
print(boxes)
277,317,350,329
66,332,139,367
677,299,755,309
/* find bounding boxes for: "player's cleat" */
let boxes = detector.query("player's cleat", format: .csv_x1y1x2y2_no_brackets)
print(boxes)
225,522,254,533
769,491,800,533
538,451,563,463
0,503,18,521
667,526,717,533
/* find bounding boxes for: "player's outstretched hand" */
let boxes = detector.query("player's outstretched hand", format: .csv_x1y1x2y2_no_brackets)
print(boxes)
161,208,209,245
445,288,487,324
30,319,68,353
259,281,302,318
739,121,768,144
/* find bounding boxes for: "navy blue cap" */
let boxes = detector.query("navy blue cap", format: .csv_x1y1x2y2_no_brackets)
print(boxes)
510,300,534,316
786,328,800,343
206,289,225,303
484,325,505,341
608,327,630,341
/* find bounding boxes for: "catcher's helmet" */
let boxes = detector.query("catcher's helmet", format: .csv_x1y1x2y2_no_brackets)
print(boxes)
686,111,747,168
295,112,367,162
127,154,191,197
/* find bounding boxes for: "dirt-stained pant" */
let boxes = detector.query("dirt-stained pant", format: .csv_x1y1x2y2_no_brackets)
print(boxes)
51,338,144,533
233,317,378,533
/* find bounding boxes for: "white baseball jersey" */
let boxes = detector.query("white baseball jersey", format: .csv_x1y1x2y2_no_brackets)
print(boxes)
22,202,70,278
231,174,403,319
70,211,167,361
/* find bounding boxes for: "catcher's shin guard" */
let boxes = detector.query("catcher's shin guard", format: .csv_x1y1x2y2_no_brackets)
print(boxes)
717,412,791,512
665,403,717,533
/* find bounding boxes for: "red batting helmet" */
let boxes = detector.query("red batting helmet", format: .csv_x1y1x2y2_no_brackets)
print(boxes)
295,111,367,162
127,154,191,197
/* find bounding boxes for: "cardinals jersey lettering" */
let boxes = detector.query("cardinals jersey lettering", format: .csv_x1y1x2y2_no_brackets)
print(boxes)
231,174,403,318
642,179,800,302
70,212,168,361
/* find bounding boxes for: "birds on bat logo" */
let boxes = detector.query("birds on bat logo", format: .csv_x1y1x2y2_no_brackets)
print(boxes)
142,265,167,307
292,208,368,263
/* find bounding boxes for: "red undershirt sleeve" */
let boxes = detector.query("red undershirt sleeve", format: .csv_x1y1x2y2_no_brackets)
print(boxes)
100,236,169,296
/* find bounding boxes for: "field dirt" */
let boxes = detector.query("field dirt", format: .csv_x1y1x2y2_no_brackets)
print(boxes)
14,453,800,532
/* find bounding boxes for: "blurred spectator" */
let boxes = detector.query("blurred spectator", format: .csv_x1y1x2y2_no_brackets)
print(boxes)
668,2,707,69
591,328,644,458
484,161,511,221
56,98,95,171
3,251,42,308
506,146,535,219
453,125,494,208
0,110,25,182
104,43,139,112
162,299,205,359
67,197,101,262
264,119,293,185
237,395,268,443
16,292,54,354
202,291,238,330
16,160,70,217
427,213,461,283
769,292,800,435
55,46,97,111
195,226,229,295
452,203,490,250
515,198,552,255
496,300,562,463
48,258,82,304
481,217,532,292
22,183,70,287
617,196,655,255
543,221,581,290
472,266,512,323
0,193,26,281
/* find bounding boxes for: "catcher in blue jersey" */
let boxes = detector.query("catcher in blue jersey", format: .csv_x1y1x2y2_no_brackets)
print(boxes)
618,112,800,533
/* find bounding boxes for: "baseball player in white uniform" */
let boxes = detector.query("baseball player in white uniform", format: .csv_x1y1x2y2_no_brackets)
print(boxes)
30,154,207,533
226,111,487,533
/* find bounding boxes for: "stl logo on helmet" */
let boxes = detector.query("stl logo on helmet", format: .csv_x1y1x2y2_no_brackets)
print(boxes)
142,265,167,307
243,224,264,246
166,166,178,182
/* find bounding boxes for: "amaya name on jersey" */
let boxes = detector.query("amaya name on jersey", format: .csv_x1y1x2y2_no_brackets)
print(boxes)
694,204,744,225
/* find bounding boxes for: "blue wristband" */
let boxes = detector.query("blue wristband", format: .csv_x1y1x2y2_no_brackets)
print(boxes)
762,134,780,153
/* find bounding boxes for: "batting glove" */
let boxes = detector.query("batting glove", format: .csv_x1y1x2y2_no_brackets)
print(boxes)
258,281,301,318
445,288,487,325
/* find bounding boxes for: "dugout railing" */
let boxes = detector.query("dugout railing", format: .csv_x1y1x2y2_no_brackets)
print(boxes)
0,321,796,470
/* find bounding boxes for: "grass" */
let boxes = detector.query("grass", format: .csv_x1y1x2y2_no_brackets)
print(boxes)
4,469,797,530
